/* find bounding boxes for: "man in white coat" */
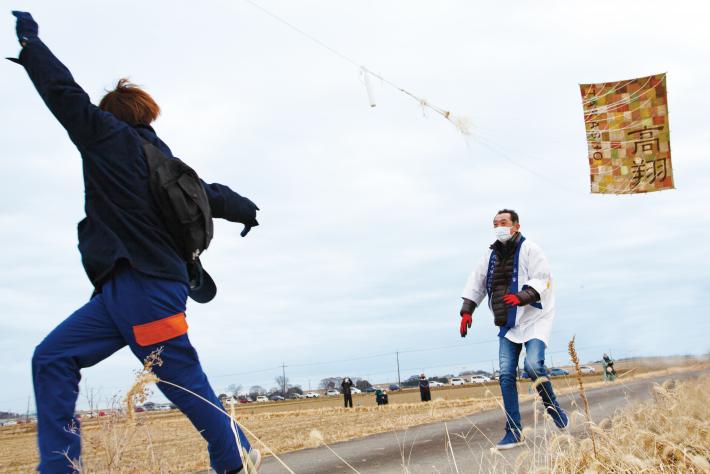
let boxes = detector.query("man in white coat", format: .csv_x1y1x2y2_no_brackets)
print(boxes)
459,209,568,449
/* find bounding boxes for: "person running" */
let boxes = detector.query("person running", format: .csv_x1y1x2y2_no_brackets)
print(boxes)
458,209,568,450
9,11,261,473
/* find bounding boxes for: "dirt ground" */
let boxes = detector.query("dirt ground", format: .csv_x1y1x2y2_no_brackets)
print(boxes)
0,358,704,473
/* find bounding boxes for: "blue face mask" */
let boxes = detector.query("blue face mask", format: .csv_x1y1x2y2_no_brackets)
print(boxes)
495,226,513,243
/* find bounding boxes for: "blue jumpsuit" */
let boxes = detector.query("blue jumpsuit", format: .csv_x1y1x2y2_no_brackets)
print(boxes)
16,37,257,473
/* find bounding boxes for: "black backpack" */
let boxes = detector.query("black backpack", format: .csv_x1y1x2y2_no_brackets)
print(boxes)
142,139,214,278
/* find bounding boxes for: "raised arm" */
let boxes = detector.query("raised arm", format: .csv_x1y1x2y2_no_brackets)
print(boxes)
10,12,122,148
201,180,260,237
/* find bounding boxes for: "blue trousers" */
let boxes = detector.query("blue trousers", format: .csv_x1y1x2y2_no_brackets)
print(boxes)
498,337,559,431
32,264,250,473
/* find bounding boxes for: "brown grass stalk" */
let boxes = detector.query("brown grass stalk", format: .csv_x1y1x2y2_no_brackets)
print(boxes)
568,336,598,458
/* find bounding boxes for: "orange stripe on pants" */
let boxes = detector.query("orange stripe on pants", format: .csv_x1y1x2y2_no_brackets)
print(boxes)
133,313,188,347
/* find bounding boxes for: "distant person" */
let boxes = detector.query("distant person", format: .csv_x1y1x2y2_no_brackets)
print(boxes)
602,353,617,380
9,12,261,473
458,209,568,450
419,374,431,402
375,388,389,406
341,377,354,408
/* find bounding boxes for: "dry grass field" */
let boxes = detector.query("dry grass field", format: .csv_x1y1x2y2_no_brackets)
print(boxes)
489,372,710,473
0,358,705,473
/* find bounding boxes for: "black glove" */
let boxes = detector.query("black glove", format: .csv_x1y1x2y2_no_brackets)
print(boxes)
239,198,259,237
12,11,38,46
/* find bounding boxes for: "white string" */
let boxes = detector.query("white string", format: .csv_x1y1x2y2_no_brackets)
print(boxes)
584,120,668,134
582,75,658,117
582,74,657,114
242,0,667,195
580,76,646,105
241,0,469,133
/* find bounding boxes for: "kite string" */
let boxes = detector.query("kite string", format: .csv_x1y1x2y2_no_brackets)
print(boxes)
472,126,666,196
583,75,657,116
243,0,662,193
470,132,581,195
241,0,466,132
580,76,644,105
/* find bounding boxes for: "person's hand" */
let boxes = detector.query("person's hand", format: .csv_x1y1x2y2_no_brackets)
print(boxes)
502,294,521,306
460,313,472,337
240,222,258,237
240,198,259,237
11,11,38,46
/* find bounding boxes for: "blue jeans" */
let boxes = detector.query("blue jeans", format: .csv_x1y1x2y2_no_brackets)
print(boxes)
498,337,556,431
32,264,250,473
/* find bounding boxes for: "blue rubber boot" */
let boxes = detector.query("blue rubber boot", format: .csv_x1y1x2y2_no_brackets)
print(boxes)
496,425,524,450
546,400,568,429
536,380,568,429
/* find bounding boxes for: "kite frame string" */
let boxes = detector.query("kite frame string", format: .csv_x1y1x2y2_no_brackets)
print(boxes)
582,75,657,116
582,84,670,136
580,76,647,105
241,0,461,128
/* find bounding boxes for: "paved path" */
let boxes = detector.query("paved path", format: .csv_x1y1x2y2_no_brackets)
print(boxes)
259,369,705,473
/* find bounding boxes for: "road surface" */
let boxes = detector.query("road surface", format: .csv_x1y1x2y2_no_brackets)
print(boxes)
259,369,705,473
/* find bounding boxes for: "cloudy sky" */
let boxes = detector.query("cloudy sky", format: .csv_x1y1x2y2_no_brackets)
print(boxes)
1,1,709,412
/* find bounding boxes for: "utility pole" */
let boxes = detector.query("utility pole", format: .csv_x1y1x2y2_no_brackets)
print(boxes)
396,351,401,387
281,362,287,396
26,396,31,422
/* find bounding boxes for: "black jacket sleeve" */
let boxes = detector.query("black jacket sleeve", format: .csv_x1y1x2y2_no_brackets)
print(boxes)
515,287,541,306
17,38,122,148
460,298,477,316
201,180,259,227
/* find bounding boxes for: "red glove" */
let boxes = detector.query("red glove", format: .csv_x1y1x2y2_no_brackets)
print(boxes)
460,313,472,337
502,294,521,306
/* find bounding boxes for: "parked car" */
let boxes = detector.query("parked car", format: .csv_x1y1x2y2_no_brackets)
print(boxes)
362,386,377,393
428,380,444,387
325,389,340,396
255,395,269,403
237,396,253,404
269,395,285,401
305,392,320,398
450,377,465,386
492,370,500,380
288,393,304,400
388,384,401,391
470,375,491,384
350,387,362,394
580,366,596,374
549,368,570,377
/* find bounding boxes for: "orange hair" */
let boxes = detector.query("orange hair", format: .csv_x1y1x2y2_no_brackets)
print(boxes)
98,78,160,126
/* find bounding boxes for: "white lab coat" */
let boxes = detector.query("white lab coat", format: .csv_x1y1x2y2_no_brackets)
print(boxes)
461,238,555,346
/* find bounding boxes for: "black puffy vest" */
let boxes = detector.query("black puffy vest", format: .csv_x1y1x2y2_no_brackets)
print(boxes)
490,234,521,326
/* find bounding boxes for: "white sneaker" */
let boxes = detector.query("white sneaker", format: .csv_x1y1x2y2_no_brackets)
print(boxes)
243,448,262,473
199,448,262,473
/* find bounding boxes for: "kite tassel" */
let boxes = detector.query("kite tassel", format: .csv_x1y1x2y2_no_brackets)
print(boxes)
361,67,377,107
